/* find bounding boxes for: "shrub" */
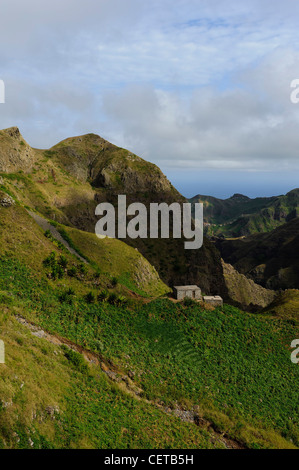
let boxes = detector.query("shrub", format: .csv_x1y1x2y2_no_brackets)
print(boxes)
67,266,77,277
79,263,87,275
51,264,64,280
115,295,127,307
94,268,101,279
59,288,75,304
108,292,118,305
61,345,88,374
58,255,68,269
84,291,95,304
43,252,65,279
43,251,56,267
183,297,197,307
111,277,118,287
98,289,108,302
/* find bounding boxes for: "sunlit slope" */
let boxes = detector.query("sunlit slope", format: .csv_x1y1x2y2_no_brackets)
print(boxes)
0,201,169,297
0,312,218,449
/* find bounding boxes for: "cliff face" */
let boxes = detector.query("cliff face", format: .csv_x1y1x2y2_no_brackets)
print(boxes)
222,260,276,311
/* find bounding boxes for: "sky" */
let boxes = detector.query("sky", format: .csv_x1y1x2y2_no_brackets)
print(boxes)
0,0,299,198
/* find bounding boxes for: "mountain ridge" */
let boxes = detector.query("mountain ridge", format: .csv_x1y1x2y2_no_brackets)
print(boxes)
189,189,299,237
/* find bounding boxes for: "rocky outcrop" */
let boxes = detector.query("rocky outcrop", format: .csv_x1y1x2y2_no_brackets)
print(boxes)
222,260,276,311
50,132,177,199
0,127,36,173
0,191,15,207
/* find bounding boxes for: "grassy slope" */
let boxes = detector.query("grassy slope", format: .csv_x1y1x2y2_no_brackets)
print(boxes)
0,203,169,298
0,313,217,449
0,204,215,449
61,225,169,297
0,129,298,449
0,254,298,449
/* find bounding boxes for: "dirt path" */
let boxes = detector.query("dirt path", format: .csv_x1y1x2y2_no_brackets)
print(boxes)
15,315,246,450
27,211,87,263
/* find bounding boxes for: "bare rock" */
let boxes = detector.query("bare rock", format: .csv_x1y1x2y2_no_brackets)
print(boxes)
0,192,15,207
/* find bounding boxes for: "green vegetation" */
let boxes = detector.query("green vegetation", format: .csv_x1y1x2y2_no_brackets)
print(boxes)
0,203,169,298
0,256,297,449
43,252,67,280
0,311,216,449
60,224,169,297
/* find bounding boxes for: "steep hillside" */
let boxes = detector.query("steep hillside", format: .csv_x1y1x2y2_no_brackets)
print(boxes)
0,199,169,298
189,190,299,238
0,257,298,449
216,218,299,290
0,127,228,299
0,127,36,173
1,308,223,449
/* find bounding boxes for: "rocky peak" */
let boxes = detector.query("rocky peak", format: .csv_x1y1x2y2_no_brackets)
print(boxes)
2,126,22,138
0,126,35,173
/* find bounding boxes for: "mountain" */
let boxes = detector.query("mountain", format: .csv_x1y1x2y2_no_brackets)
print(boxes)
0,127,228,298
189,190,299,238
0,126,283,310
216,217,299,290
0,127,298,449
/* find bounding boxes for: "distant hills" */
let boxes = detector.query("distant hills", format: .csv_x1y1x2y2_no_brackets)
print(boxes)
189,189,299,238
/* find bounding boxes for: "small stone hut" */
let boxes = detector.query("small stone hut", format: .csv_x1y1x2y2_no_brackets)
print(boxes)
203,295,223,307
174,285,202,301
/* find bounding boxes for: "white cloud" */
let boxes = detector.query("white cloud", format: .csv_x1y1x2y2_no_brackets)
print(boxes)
0,0,299,180
101,47,299,172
